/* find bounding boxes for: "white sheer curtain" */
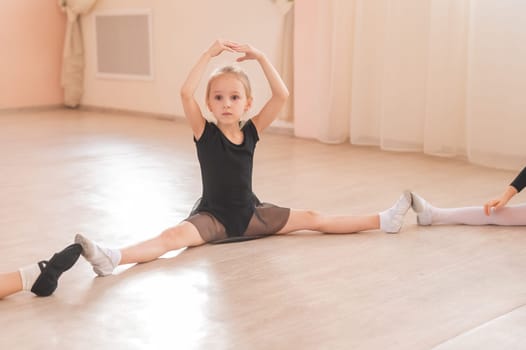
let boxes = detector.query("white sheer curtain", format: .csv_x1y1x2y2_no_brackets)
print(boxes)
294,0,526,170
58,0,97,108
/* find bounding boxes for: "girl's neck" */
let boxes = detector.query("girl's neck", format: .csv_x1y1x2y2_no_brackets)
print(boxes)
217,121,243,144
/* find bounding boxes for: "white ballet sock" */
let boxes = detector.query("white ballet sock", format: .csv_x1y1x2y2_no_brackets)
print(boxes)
75,234,121,276
379,191,412,233
19,264,41,291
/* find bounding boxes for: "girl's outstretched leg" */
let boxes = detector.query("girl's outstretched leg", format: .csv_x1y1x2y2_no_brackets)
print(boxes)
76,221,206,276
411,192,526,226
277,192,411,234
0,272,22,299
1,243,82,299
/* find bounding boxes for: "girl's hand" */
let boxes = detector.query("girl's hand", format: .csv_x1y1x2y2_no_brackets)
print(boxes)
207,39,237,57
483,198,508,216
483,186,516,215
231,43,263,62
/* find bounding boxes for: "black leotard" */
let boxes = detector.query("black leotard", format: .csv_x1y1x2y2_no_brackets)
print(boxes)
510,167,526,192
191,120,260,236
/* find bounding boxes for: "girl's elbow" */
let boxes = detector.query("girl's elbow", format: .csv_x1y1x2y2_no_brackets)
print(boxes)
180,88,193,100
277,89,290,102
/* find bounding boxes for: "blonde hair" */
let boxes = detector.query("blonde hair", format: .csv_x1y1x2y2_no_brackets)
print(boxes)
206,66,252,100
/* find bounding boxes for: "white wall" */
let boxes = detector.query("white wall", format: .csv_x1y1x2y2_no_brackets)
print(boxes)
81,0,286,120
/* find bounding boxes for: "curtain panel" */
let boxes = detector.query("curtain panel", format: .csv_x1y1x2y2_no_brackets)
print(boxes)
294,0,526,170
58,0,97,108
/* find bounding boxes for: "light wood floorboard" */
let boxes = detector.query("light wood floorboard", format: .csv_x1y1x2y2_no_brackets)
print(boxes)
1,109,525,349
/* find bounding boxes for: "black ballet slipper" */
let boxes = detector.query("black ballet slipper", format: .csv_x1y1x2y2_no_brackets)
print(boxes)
31,243,82,297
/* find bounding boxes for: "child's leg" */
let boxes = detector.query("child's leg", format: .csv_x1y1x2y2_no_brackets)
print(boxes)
276,210,379,234
1,243,82,299
431,204,526,225
277,192,411,234
76,221,206,276
0,272,23,299
412,192,526,226
120,221,205,264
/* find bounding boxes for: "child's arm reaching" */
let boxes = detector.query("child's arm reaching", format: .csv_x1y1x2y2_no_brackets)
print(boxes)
483,167,526,215
180,40,235,139
233,43,289,134
484,186,517,216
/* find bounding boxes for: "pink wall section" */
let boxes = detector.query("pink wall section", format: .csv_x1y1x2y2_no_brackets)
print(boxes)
0,0,66,109
293,0,324,139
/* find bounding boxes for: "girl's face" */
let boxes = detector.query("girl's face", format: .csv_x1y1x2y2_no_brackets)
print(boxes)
207,74,252,125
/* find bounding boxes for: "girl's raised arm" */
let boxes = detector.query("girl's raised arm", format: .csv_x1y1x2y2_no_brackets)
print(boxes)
233,44,289,134
180,40,235,139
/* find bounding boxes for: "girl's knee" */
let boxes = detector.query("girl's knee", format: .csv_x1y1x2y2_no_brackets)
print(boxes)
303,210,324,229
279,209,326,233
159,227,179,248
159,225,190,249
159,222,204,249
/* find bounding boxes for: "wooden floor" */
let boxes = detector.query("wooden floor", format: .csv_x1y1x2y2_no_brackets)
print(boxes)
1,109,526,350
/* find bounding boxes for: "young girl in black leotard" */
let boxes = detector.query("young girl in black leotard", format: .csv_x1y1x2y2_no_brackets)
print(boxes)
75,40,411,277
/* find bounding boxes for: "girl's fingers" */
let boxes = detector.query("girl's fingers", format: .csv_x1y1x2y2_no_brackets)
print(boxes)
231,44,250,52
219,43,235,52
213,41,257,58
484,200,496,215
224,42,241,49
236,54,249,62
